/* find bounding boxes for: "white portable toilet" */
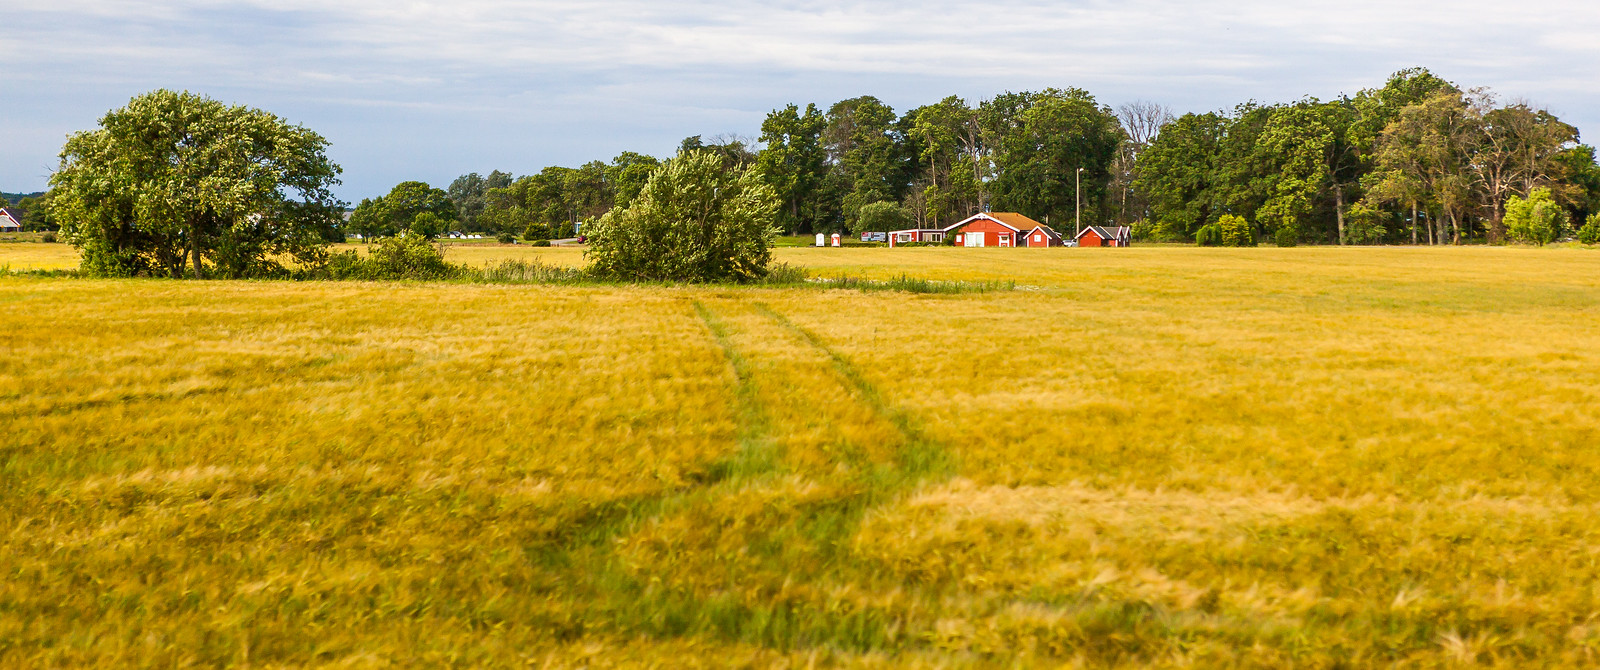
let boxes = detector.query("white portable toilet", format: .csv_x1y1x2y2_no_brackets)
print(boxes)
831,233,841,247
815,233,825,247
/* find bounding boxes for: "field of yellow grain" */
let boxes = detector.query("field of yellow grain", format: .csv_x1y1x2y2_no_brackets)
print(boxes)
4,244,1600,666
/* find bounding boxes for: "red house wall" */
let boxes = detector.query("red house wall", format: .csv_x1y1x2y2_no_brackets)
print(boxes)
1025,230,1053,247
952,220,1018,247
1078,230,1105,247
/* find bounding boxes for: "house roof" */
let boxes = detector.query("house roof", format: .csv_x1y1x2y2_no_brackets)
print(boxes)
1024,225,1062,239
941,212,1045,233
0,207,22,224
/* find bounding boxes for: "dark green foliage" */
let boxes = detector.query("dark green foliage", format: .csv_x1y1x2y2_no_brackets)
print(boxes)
756,104,829,234
350,181,456,239
446,170,512,231
1195,223,1223,247
495,232,516,244
531,239,552,247
986,88,1124,229
1275,226,1299,247
1577,215,1600,244
1137,112,1226,239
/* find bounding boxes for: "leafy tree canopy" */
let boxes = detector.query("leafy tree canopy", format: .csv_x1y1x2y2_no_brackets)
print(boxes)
49,89,343,278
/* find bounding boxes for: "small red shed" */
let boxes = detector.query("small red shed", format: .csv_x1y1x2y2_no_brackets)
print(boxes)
1073,225,1132,247
944,212,1046,248
1022,225,1064,247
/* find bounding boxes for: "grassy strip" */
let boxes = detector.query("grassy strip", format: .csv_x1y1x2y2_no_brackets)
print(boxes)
799,273,1016,294
754,302,956,486
692,301,782,481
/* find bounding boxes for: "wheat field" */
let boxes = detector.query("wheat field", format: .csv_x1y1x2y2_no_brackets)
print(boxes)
4,245,1600,667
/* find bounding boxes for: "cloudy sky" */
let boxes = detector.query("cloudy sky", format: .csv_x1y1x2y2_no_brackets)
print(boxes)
4,0,1596,199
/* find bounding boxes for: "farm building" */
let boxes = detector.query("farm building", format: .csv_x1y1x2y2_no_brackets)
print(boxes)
1022,225,1064,247
1074,225,1132,247
886,228,945,246
0,208,23,233
943,212,1048,248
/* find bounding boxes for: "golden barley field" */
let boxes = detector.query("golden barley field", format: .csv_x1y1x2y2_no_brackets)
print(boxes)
4,244,1600,667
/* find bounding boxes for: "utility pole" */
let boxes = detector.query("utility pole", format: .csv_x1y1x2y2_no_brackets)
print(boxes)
1075,167,1084,237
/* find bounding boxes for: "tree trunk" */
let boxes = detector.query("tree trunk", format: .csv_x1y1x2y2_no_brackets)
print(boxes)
190,217,204,279
1410,200,1418,245
1334,184,1346,245
1448,206,1461,245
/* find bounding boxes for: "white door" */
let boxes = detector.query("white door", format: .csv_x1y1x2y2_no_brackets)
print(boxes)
966,232,985,247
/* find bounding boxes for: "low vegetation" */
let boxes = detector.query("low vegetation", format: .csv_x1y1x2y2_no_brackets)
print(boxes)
5,246,1600,666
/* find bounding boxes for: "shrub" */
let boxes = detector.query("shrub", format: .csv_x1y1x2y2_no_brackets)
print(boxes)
1195,223,1222,247
1503,188,1569,246
1344,202,1386,245
40,231,58,244
1275,226,1299,247
585,151,779,283
531,239,552,247
1578,214,1600,245
853,201,914,236
496,232,516,244
1218,215,1255,247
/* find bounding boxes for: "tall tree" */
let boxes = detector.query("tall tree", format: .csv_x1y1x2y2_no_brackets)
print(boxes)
50,89,343,278
606,152,662,210
447,170,512,231
754,104,828,233
1112,101,1174,225
907,96,983,227
987,88,1123,230
1472,95,1580,240
1135,111,1227,239
824,96,907,227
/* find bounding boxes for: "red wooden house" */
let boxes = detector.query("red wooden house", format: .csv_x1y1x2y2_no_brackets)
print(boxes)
1073,225,1132,247
943,212,1049,248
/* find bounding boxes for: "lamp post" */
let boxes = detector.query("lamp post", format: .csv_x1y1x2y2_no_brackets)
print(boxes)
1075,167,1084,237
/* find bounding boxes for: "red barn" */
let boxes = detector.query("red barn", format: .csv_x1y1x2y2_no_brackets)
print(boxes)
943,212,1047,248
1073,225,1132,247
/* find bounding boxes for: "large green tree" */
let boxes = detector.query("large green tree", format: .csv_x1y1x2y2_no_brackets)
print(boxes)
447,170,512,231
50,89,342,278
906,96,983,227
1135,112,1227,239
986,88,1122,230
349,181,457,239
755,104,828,233
824,96,908,228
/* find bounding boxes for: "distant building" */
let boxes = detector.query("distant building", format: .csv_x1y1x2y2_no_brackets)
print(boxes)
0,208,23,233
943,212,1047,248
885,228,945,246
1022,225,1064,247
1074,225,1132,247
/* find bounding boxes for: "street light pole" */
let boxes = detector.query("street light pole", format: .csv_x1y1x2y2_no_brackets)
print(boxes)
1075,167,1084,237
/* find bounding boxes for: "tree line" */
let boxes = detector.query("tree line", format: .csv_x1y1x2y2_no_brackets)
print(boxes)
1137,68,1600,246
373,68,1593,246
